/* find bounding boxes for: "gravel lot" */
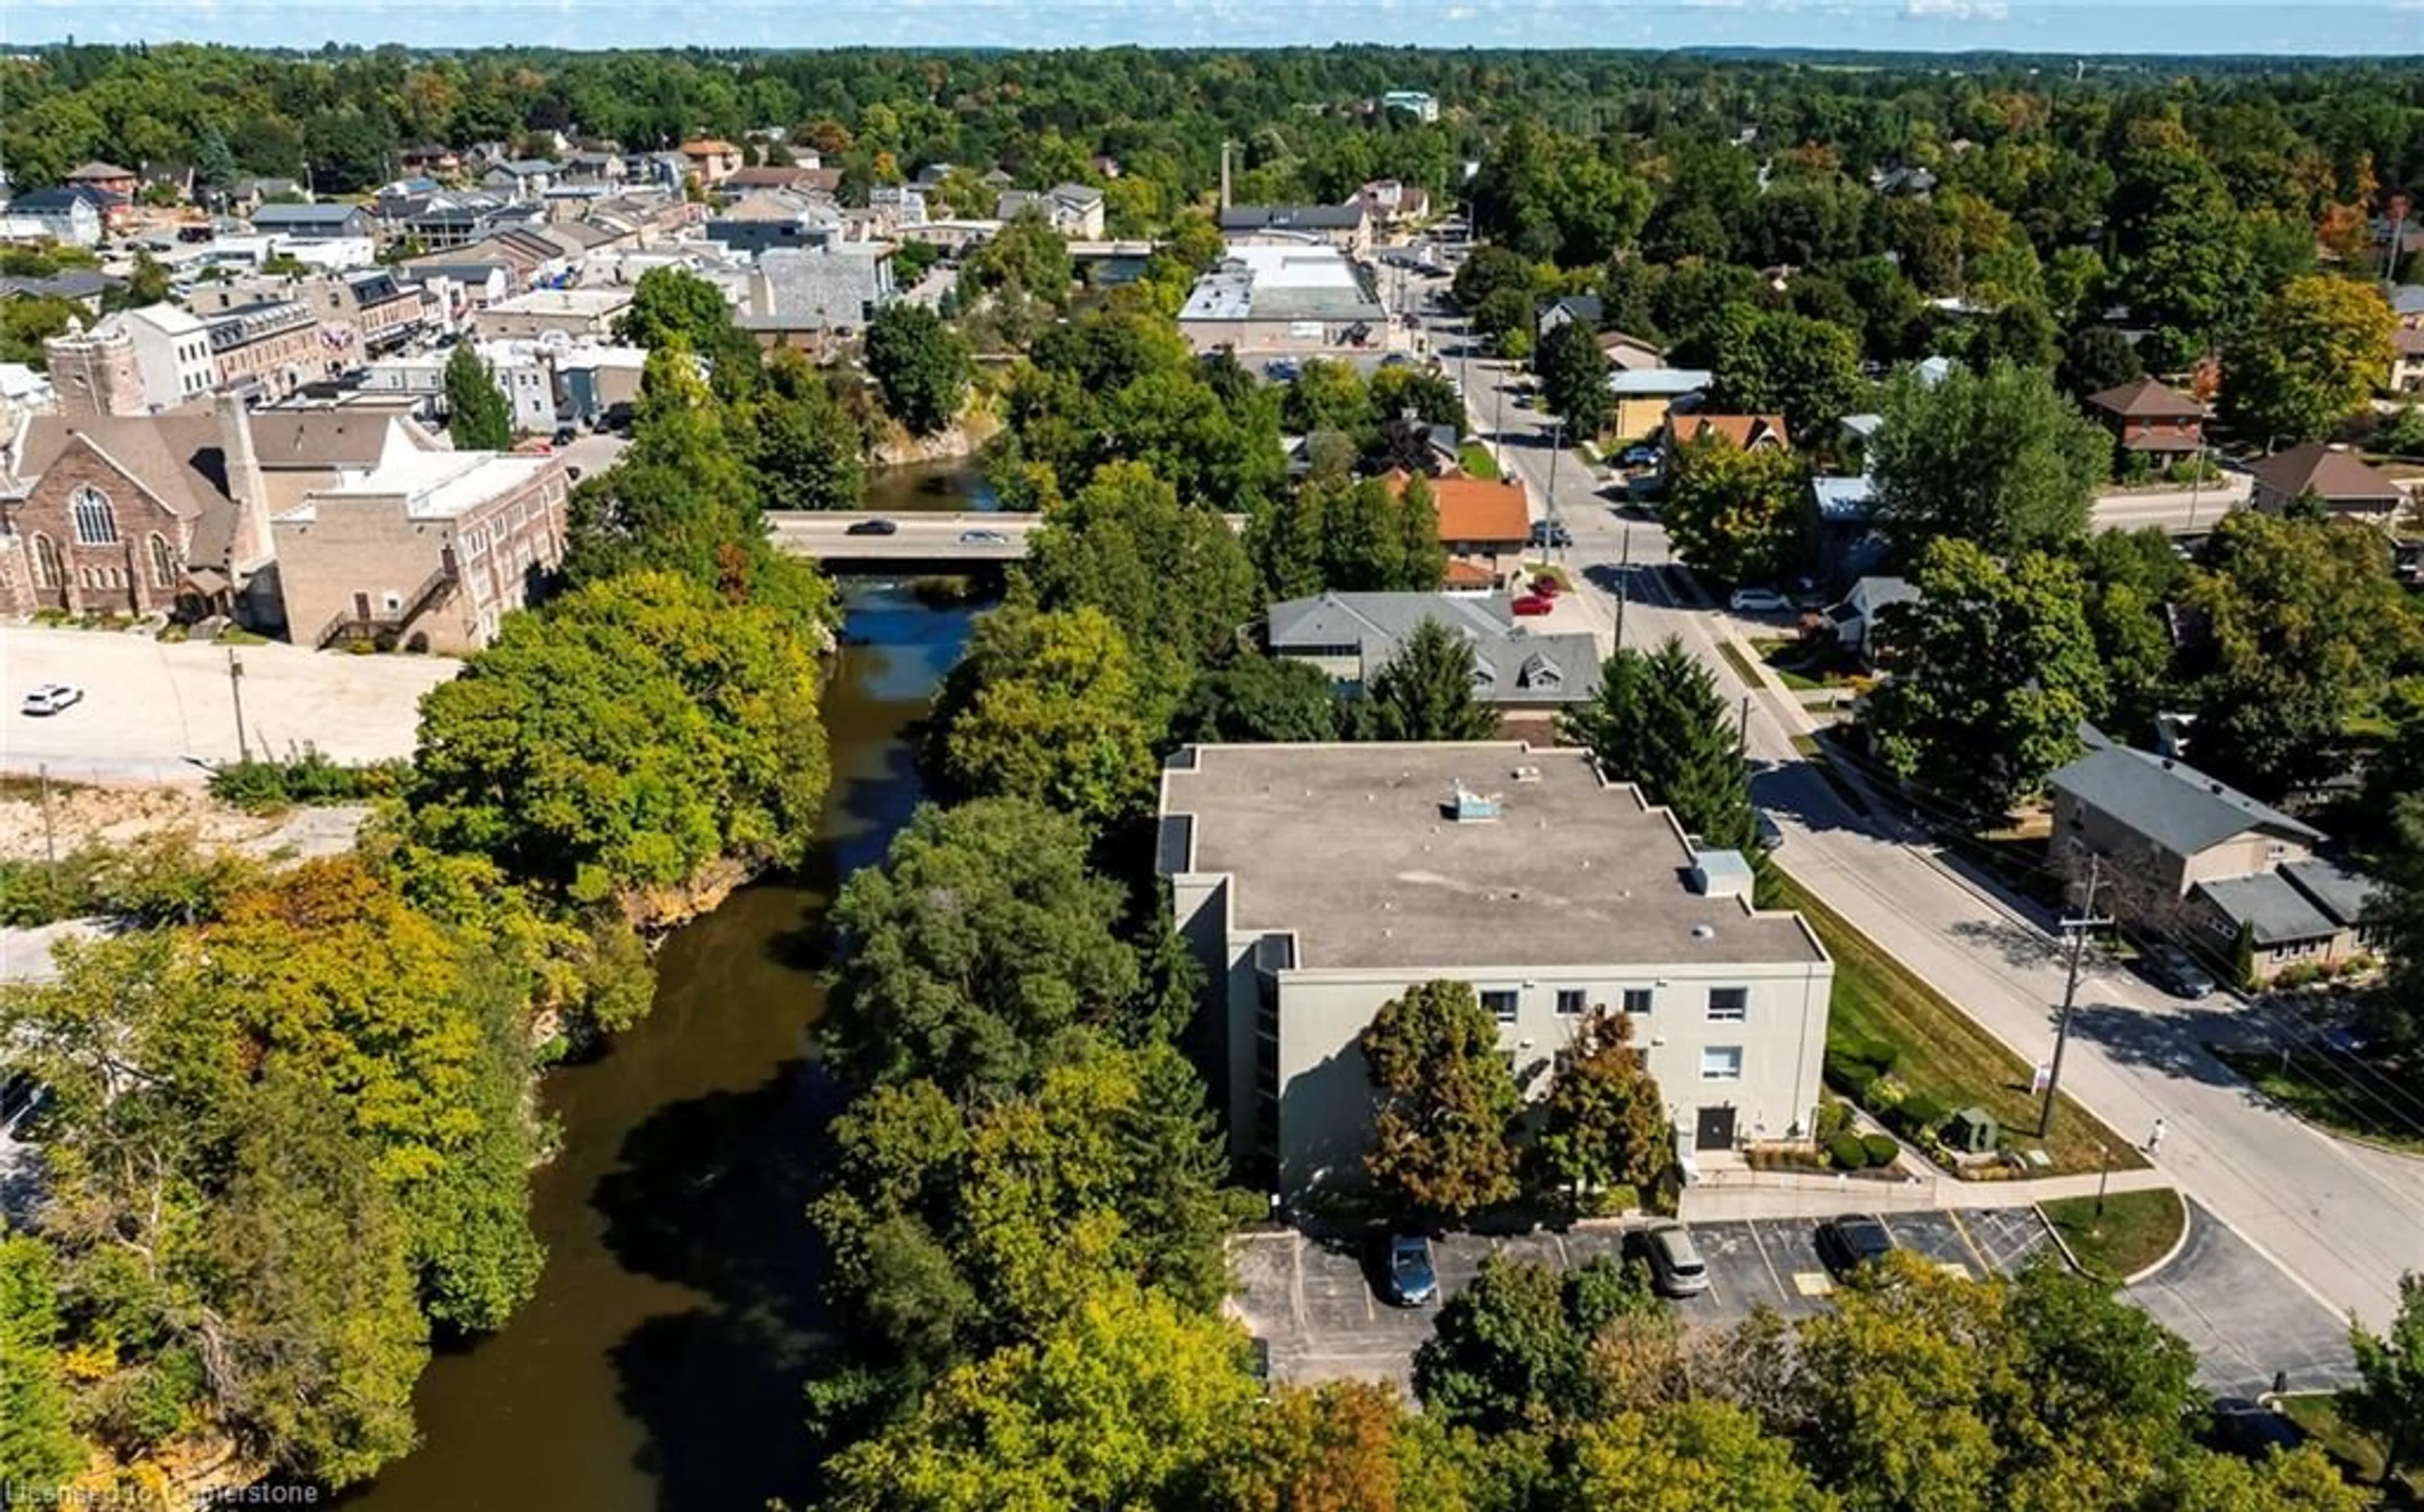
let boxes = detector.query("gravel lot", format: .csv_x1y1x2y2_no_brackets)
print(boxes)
3,625,456,783
1230,1203,2355,1399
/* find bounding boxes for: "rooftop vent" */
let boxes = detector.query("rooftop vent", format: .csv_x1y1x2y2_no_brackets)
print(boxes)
1691,923,1716,940
1511,765,1542,783
1444,782,1501,823
1690,849,1755,900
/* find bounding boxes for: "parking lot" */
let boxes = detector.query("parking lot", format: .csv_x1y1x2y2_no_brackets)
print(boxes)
1229,1203,2354,1398
3,625,457,783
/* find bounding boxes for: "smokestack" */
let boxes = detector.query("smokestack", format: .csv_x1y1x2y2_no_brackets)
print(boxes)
1220,139,1232,211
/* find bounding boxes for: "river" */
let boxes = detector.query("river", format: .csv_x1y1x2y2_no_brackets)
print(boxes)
342,564,979,1512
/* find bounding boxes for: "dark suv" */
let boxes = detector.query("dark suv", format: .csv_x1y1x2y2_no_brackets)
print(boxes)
1816,1214,1898,1278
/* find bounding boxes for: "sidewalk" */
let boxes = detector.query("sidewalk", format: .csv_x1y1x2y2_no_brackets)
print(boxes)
1680,1162,2175,1222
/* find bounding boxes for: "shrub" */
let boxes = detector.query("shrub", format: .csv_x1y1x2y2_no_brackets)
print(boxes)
1892,1094,1948,1139
1865,1073,1909,1113
1860,1132,1901,1167
1813,1099,1855,1145
1824,1049,1884,1101
208,748,408,812
1825,1133,1873,1170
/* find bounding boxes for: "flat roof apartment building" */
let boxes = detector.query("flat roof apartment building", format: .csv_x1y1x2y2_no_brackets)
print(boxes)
1160,743,1833,1197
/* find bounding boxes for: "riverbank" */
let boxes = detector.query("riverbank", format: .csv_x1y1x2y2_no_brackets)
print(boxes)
338,581,980,1512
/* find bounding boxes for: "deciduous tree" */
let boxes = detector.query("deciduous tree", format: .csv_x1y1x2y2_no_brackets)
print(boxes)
865,302,972,436
1660,431,1809,588
1413,1253,1657,1433
1870,359,2106,558
1360,981,1523,1220
2221,275,2397,449
1863,540,2106,827
931,605,1162,829
1531,1007,1672,1214
821,796,1141,1099
1171,654,1341,745
2341,1272,2424,1485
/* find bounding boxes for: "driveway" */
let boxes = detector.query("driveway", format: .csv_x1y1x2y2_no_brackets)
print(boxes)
2,626,456,783
1229,1204,2354,1398
1451,329,2424,1333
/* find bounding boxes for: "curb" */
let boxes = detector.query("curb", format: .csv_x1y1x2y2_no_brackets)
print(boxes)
2031,1186,2190,1286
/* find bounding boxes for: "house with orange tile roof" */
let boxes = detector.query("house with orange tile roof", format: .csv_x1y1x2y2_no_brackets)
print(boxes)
1671,413,1790,452
1385,468,1530,584
679,139,744,188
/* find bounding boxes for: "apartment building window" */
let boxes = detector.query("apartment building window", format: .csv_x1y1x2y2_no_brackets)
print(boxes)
1622,988,1653,1015
1701,1046,1744,1082
1555,989,1587,1016
1707,987,1748,1022
1480,989,1519,1022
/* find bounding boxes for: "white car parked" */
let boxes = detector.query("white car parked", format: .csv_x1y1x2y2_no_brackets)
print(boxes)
20,683,83,717
1728,588,1791,614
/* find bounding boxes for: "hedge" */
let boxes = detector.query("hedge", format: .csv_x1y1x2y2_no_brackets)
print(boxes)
1860,1132,1901,1167
1826,1133,1872,1169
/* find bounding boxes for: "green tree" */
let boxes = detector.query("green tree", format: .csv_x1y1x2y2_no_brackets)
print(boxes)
0,295,83,368
1870,359,2107,558
206,1072,426,1487
565,346,834,626
2220,275,2397,449
1412,1253,1656,1433
1365,618,1502,741
2077,527,2187,742
410,570,831,908
1567,1402,1831,1512
1863,540,2106,827
1025,458,1261,713
931,604,1161,830
1536,317,1611,437
1171,654,1341,745
0,1237,84,1489
1531,1007,1671,1214
821,796,1142,1099
1698,303,1864,440
2180,510,2421,801
1660,431,1809,588
2367,795,2424,1054
616,266,748,367
821,1287,1261,1512
443,342,513,451
966,206,1076,306
1283,357,1375,440
2341,1272,2424,1485
865,302,972,436
1207,1379,1471,1512
2055,325,2144,402
1561,637,1756,853
1360,980,1523,1220
747,348,866,511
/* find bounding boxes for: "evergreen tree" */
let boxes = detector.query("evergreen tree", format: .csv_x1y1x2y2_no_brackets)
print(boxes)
1394,472,1448,591
1536,317,1612,437
1562,637,1755,852
442,343,513,451
1365,618,1501,741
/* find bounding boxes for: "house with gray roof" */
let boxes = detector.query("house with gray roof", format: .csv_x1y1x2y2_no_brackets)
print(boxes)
248,202,375,241
1265,591,1600,719
2047,743,2377,982
1218,203,1372,256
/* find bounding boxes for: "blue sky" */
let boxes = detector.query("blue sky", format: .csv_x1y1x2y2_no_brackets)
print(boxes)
8,0,2420,56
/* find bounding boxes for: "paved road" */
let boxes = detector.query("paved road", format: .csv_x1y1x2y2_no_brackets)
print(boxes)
1230,1203,2355,1398
1433,300,2424,1332
2091,480,2248,535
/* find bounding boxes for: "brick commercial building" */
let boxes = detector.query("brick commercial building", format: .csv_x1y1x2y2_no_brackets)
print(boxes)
204,300,331,402
271,445,569,652
189,269,427,358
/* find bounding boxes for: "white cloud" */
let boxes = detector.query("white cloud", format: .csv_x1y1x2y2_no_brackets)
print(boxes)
1903,0,2009,18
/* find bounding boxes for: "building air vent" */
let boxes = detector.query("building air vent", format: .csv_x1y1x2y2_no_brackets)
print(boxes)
1444,783,1501,822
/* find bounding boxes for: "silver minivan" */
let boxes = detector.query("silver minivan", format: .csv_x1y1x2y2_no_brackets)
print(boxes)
1641,1220,1709,1297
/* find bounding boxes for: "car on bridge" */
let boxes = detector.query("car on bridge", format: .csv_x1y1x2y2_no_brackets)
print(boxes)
845,518,900,536
958,529,1013,545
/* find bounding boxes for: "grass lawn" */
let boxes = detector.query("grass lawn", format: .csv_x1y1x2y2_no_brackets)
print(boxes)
1751,636,1849,694
2278,1396,2423,1505
1716,639,1766,687
2211,1046,2424,1157
1458,442,1500,480
2038,1188,2185,1281
1766,868,2144,1179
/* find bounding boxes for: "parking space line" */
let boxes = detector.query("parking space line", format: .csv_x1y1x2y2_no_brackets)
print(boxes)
1743,1219,1791,1304
1944,1209,1989,1275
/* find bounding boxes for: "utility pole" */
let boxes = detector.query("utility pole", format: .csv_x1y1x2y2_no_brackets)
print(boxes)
1737,693,1751,753
1545,416,1565,563
227,648,251,764
2037,853,2110,1138
1493,379,1507,471
1614,524,1632,649
38,764,57,893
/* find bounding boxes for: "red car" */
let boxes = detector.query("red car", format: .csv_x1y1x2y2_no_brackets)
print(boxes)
1511,594,1554,616
1530,575,1560,598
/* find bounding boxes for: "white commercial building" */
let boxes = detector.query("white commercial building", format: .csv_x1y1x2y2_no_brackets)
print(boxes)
1176,240,1394,358
102,304,217,411
1160,743,1834,1198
